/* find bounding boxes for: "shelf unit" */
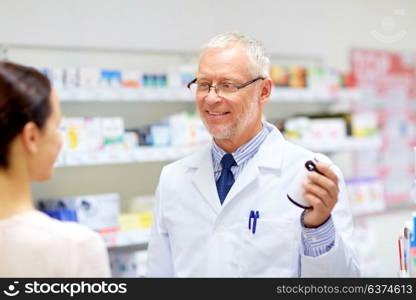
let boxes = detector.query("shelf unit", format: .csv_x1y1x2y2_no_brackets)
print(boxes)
55,145,207,167
288,136,382,153
56,86,361,103
53,136,381,168
5,43,371,251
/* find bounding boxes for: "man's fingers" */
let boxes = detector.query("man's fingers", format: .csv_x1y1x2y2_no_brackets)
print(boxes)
304,192,328,209
307,171,339,199
303,182,331,207
315,163,338,184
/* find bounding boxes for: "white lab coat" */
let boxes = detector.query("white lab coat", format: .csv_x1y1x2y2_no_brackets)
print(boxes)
146,126,360,277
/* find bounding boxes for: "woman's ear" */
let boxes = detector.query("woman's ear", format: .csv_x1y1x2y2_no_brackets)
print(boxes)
20,122,40,154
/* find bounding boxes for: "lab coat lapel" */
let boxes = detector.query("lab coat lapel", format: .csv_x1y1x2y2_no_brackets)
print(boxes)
223,127,284,206
223,159,260,205
191,148,221,214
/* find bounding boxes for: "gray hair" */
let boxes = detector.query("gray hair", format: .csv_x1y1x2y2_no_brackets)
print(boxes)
201,31,270,78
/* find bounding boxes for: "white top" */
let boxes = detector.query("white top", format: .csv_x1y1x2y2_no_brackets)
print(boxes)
0,210,111,277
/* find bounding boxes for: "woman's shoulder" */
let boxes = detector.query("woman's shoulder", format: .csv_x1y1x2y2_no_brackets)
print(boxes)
17,210,104,245
0,210,110,277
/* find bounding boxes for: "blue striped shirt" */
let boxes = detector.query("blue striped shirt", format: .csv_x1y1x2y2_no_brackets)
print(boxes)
211,121,335,257
212,123,269,181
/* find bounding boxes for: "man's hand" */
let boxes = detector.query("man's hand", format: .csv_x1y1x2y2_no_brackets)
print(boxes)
302,162,339,228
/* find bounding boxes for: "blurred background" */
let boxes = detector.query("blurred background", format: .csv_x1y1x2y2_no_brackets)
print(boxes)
1,0,415,277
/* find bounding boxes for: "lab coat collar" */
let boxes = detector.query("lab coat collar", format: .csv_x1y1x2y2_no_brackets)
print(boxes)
254,124,285,171
182,125,285,170
183,125,285,214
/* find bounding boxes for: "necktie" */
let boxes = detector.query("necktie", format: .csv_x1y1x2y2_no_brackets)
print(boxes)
216,153,236,205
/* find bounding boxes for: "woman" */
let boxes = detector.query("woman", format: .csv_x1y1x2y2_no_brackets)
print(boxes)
0,61,111,277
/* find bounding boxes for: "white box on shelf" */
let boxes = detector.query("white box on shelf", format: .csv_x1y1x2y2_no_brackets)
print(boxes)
102,117,124,149
352,111,379,137
309,118,347,142
49,67,65,90
150,124,170,147
121,70,141,90
79,68,101,88
64,68,79,89
346,177,386,216
37,193,120,231
109,249,148,278
70,193,120,231
109,251,139,277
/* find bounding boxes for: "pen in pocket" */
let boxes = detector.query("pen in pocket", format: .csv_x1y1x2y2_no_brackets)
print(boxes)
248,210,260,234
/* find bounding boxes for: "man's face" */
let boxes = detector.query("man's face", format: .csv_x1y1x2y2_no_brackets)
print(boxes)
196,43,262,141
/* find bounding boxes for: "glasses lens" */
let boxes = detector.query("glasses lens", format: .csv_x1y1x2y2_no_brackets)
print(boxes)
190,83,211,96
218,83,238,95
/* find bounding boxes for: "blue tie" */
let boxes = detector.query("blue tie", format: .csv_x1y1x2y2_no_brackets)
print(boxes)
216,153,236,205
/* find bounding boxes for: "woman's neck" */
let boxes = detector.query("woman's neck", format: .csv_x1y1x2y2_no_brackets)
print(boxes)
0,168,34,219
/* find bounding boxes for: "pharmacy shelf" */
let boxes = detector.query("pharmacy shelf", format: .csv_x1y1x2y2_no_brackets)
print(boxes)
57,86,360,103
54,136,381,168
54,145,206,167
101,229,150,249
352,201,416,219
287,136,382,153
58,87,193,102
269,87,361,102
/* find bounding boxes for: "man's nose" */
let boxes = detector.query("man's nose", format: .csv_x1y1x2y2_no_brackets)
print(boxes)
204,87,221,105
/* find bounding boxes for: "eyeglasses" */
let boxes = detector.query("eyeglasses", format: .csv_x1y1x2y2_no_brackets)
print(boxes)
187,76,265,97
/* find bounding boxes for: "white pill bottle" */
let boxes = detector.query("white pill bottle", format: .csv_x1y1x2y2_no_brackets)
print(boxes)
287,153,333,209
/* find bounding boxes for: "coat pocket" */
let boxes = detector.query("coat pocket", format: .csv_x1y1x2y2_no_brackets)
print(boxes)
238,218,299,277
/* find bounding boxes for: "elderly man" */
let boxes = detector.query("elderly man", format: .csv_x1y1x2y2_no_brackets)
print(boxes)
146,32,360,277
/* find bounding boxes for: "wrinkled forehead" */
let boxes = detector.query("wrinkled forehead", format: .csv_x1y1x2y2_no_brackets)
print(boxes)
197,44,253,81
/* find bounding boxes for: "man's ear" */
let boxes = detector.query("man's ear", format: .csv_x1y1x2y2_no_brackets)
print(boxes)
20,122,40,154
259,78,272,105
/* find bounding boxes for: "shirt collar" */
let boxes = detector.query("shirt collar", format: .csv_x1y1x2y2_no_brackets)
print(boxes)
212,121,271,170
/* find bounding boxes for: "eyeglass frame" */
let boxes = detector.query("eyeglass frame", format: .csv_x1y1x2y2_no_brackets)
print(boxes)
187,76,265,96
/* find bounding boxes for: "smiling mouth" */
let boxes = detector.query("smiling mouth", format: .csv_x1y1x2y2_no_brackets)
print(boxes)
206,111,230,116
